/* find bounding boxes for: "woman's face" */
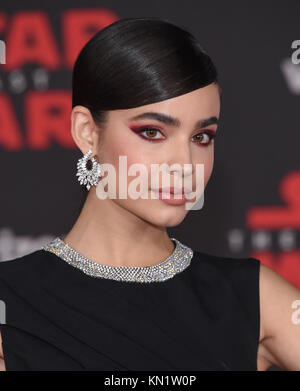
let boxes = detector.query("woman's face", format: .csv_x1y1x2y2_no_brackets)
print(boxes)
95,82,221,227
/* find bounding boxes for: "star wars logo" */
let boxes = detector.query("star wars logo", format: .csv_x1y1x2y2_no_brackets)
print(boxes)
0,9,119,151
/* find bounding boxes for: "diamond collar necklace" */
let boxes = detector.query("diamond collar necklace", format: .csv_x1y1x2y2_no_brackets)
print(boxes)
42,236,194,283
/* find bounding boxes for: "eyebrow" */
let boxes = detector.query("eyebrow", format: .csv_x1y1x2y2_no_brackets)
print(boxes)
129,112,218,128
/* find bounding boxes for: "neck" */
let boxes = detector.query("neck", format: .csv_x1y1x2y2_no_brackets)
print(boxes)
63,188,175,268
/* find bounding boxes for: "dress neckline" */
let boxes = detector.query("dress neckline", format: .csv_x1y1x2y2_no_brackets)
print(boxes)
42,236,194,284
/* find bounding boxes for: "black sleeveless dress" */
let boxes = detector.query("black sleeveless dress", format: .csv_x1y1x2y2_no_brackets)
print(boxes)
0,240,260,371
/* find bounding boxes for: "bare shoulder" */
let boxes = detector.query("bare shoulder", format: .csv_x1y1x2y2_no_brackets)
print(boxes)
257,263,300,370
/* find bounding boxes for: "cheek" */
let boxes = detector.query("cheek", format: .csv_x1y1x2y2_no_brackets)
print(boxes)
102,137,135,169
194,148,214,185
104,129,147,166
102,134,153,192
204,149,214,183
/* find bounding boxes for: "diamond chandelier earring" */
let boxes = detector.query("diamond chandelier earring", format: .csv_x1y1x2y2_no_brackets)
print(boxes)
76,149,102,190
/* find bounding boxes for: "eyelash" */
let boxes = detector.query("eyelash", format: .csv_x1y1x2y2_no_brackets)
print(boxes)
133,127,217,146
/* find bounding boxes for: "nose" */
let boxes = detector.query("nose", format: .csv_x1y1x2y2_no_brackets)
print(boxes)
166,142,194,177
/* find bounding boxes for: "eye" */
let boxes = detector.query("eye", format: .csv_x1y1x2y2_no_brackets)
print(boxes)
134,127,165,142
130,125,217,145
192,131,216,146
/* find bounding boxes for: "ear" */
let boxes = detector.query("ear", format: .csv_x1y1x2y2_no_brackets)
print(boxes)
70,105,100,155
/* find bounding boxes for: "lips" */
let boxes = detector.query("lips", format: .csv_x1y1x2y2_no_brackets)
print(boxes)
152,186,193,195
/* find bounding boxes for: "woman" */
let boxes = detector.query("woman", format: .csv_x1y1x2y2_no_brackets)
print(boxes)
0,16,300,371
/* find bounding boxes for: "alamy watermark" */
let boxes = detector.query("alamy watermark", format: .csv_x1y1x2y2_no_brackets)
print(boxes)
291,40,300,65
0,300,5,324
291,299,300,325
0,40,5,64
94,156,205,211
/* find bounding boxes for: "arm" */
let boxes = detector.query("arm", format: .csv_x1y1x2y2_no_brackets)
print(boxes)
259,263,300,370
0,330,5,371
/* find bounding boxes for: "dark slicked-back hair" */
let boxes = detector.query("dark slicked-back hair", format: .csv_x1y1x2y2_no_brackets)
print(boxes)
72,16,220,213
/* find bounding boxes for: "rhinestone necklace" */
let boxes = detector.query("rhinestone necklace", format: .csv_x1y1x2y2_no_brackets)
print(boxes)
42,236,194,283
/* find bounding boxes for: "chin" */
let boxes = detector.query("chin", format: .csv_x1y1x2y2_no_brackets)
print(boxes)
115,199,189,227
144,207,188,228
